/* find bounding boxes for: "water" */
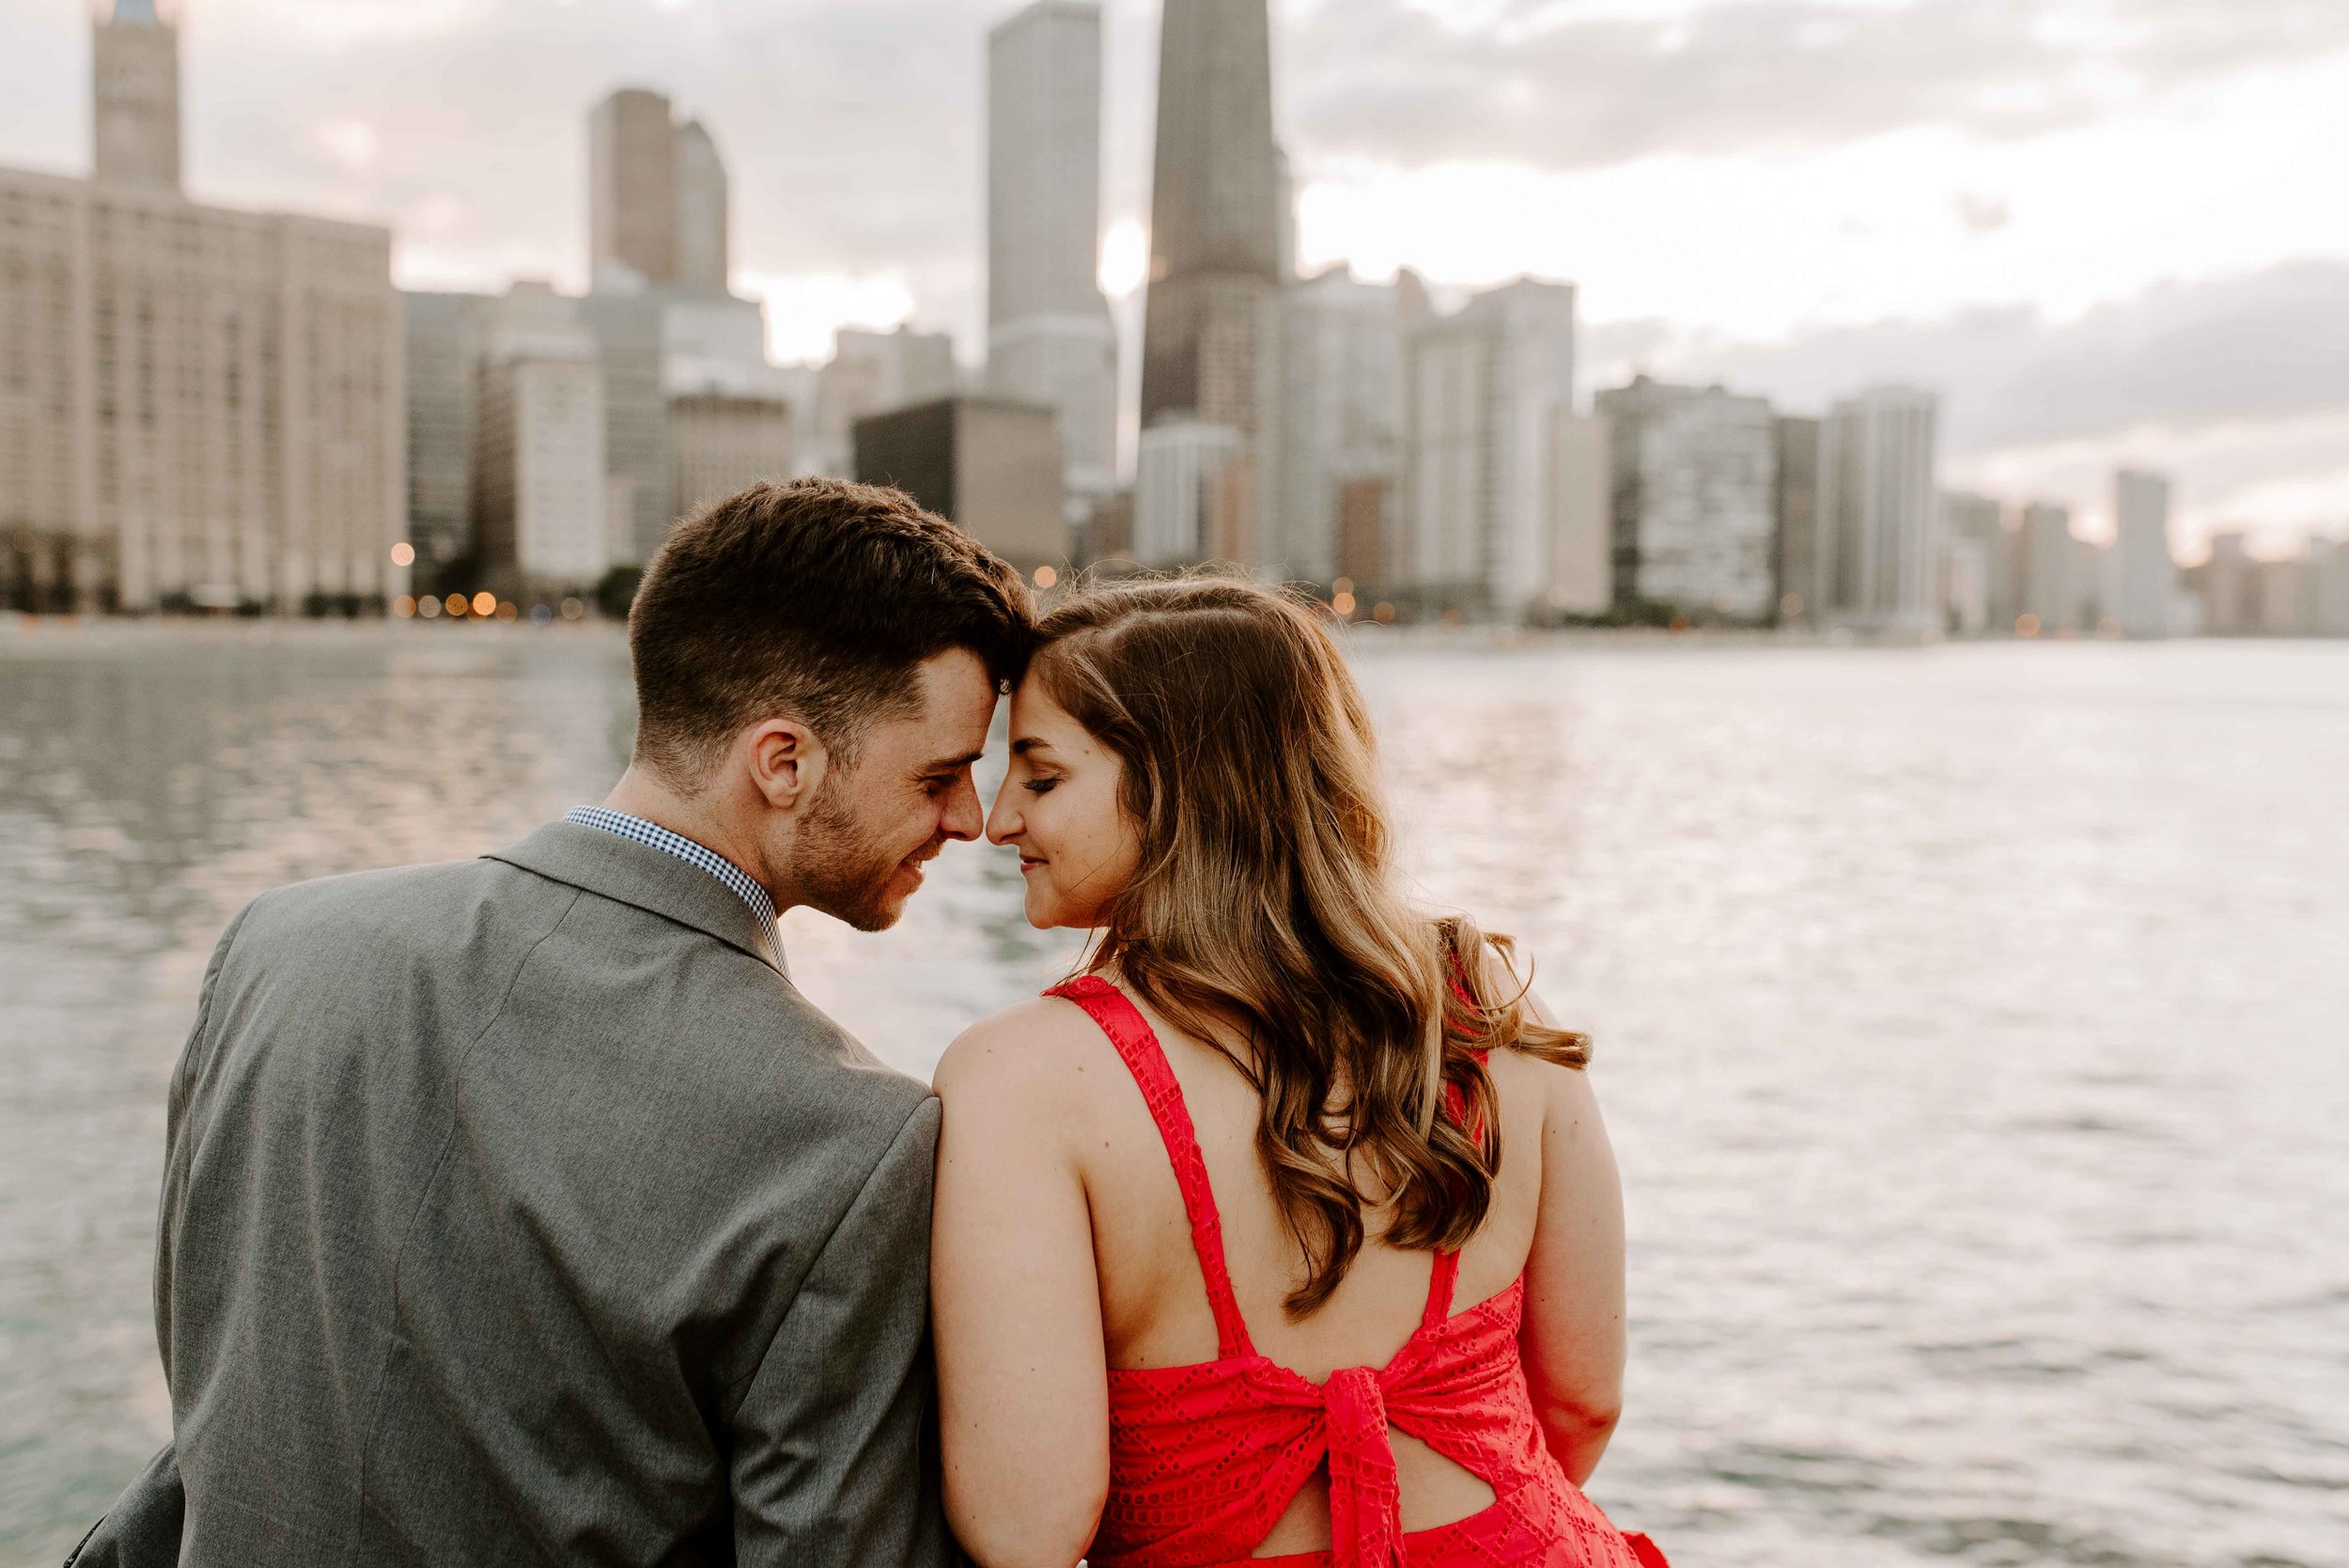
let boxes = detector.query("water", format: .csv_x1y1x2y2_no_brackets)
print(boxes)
2,622,2344,1567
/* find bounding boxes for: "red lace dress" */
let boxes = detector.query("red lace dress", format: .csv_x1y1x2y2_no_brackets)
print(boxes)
1047,977,1668,1568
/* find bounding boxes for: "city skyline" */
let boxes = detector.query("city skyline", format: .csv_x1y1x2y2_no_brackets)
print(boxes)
1,1,2346,561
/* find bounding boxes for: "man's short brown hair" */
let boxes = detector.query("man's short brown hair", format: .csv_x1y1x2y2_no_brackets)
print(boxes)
628,478,1035,788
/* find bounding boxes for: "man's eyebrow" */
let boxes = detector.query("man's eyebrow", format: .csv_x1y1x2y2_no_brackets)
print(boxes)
916,750,987,775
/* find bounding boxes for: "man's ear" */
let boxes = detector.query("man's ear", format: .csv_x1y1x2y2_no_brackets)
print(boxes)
743,718,829,813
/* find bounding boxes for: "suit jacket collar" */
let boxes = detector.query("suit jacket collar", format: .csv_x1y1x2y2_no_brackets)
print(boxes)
488,820,787,975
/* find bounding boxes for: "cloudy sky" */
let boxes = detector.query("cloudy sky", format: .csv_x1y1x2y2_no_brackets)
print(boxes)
3,0,2343,555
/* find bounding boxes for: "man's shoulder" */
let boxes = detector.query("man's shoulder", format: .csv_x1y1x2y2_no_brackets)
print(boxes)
225,853,569,967
222,845,932,1127
240,851,532,914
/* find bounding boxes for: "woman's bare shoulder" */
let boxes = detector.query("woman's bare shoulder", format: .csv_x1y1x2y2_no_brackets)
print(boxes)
1471,939,1602,1124
933,992,1120,1113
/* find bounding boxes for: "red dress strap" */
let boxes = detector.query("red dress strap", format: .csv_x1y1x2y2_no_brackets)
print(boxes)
1420,1049,1492,1331
1048,976,1255,1360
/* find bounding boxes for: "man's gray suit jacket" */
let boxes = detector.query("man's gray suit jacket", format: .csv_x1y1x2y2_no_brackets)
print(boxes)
69,820,951,1568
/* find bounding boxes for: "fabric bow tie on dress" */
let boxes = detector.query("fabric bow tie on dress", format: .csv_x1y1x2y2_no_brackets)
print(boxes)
1323,1366,1408,1568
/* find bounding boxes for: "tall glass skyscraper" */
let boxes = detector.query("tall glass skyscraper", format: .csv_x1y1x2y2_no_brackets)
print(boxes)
986,1,1118,506
1139,0,1283,433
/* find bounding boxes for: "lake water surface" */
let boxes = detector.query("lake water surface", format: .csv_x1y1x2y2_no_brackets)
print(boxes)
2,623,2344,1566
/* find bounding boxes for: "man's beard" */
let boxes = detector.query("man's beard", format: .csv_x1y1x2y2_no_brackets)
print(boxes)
795,775,923,933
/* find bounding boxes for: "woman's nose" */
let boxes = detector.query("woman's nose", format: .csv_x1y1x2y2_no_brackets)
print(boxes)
984,790,1021,846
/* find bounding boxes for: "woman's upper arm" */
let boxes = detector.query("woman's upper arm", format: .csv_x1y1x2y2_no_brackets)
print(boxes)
929,1006,1110,1568
1516,1049,1628,1464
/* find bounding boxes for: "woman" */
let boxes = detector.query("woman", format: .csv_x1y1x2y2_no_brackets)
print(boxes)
931,580,1663,1568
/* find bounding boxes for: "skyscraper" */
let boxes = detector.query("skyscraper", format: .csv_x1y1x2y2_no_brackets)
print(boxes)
987,1,1117,507
1939,490,2011,635
2317,536,2349,637
1400,280,1580,619
1773,415,1825,622
1595,375,1778,623
1253,265,1411,585
1134,420,1244,567
2017,502,2077,633
1819,386,1940,634
589,89,730,294
1139,0,1283,432
403,290,495,585
475,283,610,597
2201,531,2255,635
0,3,403,615
93,0,181,191
2113,468,2175,638
590,89,677,289
674,119,730,293
1547,412,1612,619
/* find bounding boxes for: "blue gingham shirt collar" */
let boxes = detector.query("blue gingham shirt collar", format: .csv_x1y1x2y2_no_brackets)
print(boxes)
564,806,778,932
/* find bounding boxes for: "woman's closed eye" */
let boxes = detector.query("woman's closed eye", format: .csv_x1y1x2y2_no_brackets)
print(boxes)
1022,776,1060,795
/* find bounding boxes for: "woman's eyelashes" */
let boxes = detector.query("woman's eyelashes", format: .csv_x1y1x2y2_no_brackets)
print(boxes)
1022,776,1061,795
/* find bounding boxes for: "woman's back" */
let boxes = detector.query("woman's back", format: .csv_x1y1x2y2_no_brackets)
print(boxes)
1012,974,1653,1566
1082,982,1551,1553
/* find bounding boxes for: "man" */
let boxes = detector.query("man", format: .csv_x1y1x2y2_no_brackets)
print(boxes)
69,480,1034,1567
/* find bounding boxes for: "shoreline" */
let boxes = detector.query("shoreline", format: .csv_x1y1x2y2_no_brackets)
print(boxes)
7,608,2326,657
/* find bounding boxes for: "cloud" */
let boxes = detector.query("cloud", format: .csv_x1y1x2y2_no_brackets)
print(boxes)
1661,259,2349,455
1596,258,2349,543
1285,0,2349,173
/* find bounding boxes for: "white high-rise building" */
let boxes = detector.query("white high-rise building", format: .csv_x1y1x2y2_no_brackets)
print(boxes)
1942,533,1992,635
1133,419,1244,567
2017,502,2076,633
1398,278,1579,618
1546,411,1612,618
2258,553,2317,636
1254,266,1415,585
2077,536,2118,630
2316,536,2349,637
987,1,1117,509
1938,491,2010,634
1820,386,1940,634
475,284,609,596
2201,532,2257,635
1594,376,1778,622
2114,468,2175,638
1,5,403,615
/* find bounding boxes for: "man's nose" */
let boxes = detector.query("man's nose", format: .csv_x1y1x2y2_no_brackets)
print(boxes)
941,774,984,842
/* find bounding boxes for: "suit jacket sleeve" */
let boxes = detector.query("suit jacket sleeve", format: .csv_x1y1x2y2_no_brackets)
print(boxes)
727,1093,952,1568
66,901,256,1568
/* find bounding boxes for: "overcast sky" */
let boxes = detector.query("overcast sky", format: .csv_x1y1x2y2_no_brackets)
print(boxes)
3,0,2343,554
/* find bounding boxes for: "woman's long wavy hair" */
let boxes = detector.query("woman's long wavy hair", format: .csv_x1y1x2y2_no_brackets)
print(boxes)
1029,577,1590,1318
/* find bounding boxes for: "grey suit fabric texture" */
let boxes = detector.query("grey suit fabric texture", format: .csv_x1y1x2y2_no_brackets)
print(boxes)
70,821,953,1568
